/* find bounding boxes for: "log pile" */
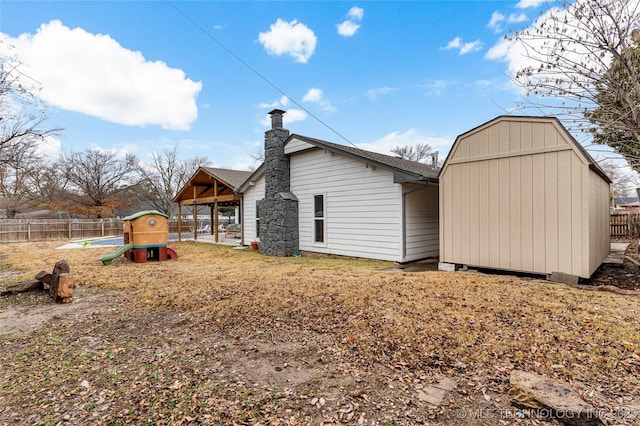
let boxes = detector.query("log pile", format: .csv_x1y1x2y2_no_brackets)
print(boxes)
0,260,74,303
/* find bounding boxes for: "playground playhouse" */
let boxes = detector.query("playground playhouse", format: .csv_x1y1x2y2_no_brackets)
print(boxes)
101,210,178,265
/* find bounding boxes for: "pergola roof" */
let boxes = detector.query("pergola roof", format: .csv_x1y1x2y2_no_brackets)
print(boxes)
172,167,252,206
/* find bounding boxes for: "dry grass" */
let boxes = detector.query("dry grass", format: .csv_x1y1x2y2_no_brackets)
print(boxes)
1,240,639,424
3,241,639,385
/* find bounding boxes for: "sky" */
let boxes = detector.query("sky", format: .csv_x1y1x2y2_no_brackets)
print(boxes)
0,0,632,176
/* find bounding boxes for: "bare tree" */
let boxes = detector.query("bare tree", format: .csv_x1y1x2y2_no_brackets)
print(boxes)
28,163,72,212
0,53,61,216
598,158,640,198
60,149,138,218
390,143,433,163
508,0,640,171
134,146,209,217
250,146,265,170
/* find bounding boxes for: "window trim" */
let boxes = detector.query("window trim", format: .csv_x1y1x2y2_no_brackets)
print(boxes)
313,193,326,246
255,201,260,240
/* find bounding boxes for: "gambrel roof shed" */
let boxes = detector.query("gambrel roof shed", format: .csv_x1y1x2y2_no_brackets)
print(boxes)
439,115,611,279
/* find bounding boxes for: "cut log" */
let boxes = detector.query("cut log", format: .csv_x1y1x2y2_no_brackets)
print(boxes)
49,260,73,303
0,279,43,296
55,273,74,302
35,270,52,286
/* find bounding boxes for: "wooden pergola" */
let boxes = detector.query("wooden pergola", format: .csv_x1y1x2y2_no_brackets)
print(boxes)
172,167,252,242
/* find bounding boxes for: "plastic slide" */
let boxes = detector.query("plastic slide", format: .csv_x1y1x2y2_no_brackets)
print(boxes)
100,243,134,266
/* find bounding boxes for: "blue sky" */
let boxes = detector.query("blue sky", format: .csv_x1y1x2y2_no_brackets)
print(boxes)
0,0,583,171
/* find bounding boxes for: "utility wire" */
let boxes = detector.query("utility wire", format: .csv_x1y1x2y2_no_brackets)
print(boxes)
165,1,360,150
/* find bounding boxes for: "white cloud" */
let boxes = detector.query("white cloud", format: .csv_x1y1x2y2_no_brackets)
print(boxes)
459,40,483,55
508,13,528,23
337,6,364,37
444,37,462,49
443,37,482,55
357,129,453,160
0,20,201,130
516,0,547,9
337,21,360,37
258,19,317,63
302,88,323,103
258,95,307,127
366,86,396,100
302,87,335,112
347,7,364,20
488,11,505,32
259,109,307,127
420,79,451,96
36,135,62,163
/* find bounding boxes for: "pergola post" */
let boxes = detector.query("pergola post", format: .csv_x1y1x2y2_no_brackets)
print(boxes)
177,204,182,241
214,180,219,243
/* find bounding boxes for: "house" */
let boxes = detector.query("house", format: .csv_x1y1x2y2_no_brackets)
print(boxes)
235,109,440,263
438,115,611,279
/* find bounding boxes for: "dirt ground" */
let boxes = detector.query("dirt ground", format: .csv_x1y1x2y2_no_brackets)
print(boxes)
0,242,639,425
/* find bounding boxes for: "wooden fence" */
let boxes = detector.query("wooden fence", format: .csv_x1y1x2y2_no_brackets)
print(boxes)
0,219,208,243
610,212,640,239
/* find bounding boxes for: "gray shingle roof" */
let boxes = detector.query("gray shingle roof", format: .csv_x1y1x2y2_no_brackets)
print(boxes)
290,134,440,181
201,167,252,188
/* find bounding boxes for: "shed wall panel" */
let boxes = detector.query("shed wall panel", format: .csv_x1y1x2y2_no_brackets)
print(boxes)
520,155,534,272
509,156,522,271
499,158,510,268
544,152,559,273
557,150,573,274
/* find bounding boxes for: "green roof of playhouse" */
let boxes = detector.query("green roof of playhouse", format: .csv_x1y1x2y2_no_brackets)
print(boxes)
123,210,169,221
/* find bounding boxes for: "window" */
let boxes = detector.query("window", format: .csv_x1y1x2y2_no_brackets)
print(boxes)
314,194,324,243
255,201,260,239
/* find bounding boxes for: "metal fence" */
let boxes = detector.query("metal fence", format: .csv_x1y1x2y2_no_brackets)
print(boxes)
0,219,208,243
610,212,640,239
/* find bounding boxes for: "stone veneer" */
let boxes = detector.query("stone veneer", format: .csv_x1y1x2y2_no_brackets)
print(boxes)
258,110,299,256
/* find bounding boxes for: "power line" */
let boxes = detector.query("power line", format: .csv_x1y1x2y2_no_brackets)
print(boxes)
165,0,360,150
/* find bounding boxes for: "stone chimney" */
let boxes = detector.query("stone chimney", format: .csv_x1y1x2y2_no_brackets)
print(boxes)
258,109,299,256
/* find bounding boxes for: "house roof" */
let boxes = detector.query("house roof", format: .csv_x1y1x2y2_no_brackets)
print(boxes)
173,166,252,205
235,134,440,193
614,197,639,206
440,115,612,184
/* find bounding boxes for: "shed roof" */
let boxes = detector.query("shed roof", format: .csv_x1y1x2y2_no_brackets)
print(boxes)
123,210,168,221
235,134,439,193
439,115,612,184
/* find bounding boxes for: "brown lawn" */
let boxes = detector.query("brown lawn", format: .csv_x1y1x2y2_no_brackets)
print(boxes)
0,240,639,425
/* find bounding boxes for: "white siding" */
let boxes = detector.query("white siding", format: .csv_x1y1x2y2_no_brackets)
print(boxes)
241,173,265,243
290,148,404,262
403,184,439,262
284,139,314,154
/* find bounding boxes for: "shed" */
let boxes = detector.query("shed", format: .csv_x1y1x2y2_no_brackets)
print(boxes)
439,116,611,279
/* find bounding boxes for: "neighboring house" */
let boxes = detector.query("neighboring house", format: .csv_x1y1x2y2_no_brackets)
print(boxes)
439,115,611,279
613,196,639,210
236,109,440,263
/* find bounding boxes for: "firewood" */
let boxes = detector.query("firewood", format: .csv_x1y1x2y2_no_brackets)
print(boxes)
0,279,43,296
